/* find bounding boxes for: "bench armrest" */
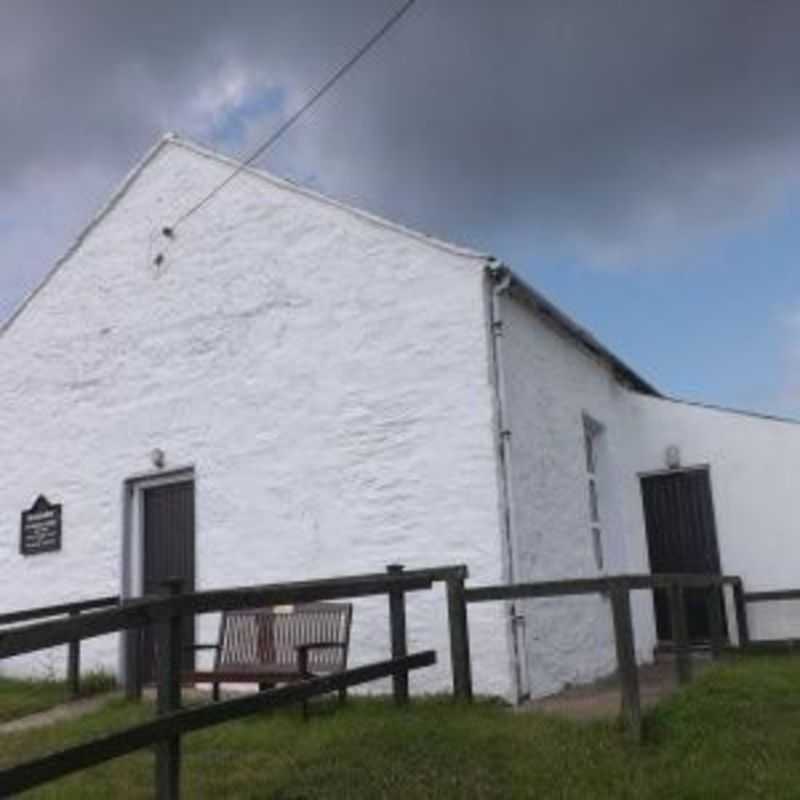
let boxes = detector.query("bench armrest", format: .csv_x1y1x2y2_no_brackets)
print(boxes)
295,642,347,676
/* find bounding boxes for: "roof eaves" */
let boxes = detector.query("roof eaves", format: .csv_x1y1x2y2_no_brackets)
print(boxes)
653,395,800,426
489,262,661,397
0,134,176,340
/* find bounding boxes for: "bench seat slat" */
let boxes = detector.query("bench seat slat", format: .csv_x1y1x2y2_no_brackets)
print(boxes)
188,669,303,683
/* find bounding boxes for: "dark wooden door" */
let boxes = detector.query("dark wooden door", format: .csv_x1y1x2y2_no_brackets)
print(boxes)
142,480,196,682
641,468,726,643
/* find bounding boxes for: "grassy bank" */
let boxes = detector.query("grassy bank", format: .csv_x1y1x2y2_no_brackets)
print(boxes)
2,656,800,798
0,679,69,724
0,672,116,725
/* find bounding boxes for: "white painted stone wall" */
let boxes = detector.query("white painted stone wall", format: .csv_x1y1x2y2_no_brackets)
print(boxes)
500,282,800,698
0,138,511,698
497,287,657,699
626,395,800,642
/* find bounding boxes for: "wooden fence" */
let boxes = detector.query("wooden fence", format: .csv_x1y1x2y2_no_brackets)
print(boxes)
0,595,120,699
737,587,800,651
3,565,800,794
0,652,434,797
0,564,466,798
453,573,750,741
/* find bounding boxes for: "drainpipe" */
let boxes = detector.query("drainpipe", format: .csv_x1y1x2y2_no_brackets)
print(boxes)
486,260,526,701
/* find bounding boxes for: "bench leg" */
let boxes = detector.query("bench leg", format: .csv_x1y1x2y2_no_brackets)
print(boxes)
338,688,347,705
212,683,220,702
258,682,274,693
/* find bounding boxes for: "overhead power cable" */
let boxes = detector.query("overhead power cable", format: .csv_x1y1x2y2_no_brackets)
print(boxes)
169,0,417,233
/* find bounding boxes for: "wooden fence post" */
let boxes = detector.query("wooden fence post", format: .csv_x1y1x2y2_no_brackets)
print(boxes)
156,578,183,800
706,586,724,660
609,580,642,743
386,565,409,705
446,570,473,702
124,624,144,702
668,583,692,685
67,610,80,700
733,580,750,649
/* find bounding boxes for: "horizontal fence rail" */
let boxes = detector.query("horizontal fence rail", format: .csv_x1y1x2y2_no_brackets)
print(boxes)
743,588,800,603
0,566,467,661
0,595,120,628
464,573,741,603
0,594,121,699
0,651,436,798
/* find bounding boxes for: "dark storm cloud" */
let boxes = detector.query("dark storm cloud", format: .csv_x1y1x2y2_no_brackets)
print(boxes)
2,0,800,308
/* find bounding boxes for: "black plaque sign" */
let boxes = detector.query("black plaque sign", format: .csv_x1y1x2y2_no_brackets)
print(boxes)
20,495,62,556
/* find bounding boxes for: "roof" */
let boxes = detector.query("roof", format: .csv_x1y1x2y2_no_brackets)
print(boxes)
0,133,487,342
650,394,800,427
488,263,660,396
0,136,170,340
2,133,659,396
170,135,489,261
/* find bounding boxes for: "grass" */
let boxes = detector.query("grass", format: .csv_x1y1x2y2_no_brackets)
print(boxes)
0,679,69,724
0,671,117,724
2,656,800,798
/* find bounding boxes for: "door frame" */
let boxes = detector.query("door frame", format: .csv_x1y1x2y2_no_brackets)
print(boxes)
637,463,712,482
638,463,726,644
119,465,195,682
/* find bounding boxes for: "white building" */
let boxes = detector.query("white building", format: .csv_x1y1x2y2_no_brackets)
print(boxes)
2,135,799,702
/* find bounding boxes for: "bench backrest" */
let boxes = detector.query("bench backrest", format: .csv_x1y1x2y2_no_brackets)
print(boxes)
216,602,353,674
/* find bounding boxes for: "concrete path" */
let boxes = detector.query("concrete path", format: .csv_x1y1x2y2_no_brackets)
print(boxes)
524,654,712,721
0,693,115,735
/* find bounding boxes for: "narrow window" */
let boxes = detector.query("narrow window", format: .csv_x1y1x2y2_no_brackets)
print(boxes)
583,415,604,572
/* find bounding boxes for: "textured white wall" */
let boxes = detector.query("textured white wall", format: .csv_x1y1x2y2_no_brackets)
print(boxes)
0,139,511,697
499,280,800,699
626,395,800,643
497,288,657,699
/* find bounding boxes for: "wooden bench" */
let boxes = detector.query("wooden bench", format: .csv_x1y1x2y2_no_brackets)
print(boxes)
186,602,353,702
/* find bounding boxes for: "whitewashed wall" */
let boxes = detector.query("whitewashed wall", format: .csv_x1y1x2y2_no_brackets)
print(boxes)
0,138,511,698
500,277,800,699
626,395,800,643
497,288,657,699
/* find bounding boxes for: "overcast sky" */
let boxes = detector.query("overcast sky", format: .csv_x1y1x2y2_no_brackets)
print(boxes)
2,1,800,414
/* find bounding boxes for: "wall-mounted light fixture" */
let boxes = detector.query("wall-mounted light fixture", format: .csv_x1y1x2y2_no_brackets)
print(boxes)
151,448,166,469
665,445,681,470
